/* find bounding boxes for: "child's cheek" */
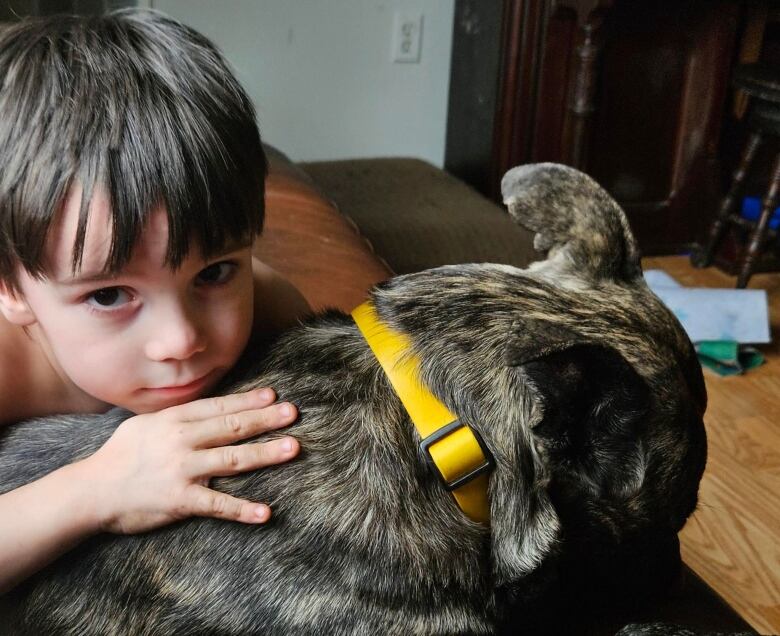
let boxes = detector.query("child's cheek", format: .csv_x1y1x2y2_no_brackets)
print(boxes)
219,294,254,353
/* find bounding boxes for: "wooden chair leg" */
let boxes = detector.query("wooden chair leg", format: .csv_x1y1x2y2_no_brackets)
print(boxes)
737,151,780,288
694,131,763,268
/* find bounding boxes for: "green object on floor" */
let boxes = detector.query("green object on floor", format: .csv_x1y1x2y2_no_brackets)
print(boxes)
695,340,765,376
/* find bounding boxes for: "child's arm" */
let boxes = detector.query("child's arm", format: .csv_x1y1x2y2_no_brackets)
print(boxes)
0,387,299,594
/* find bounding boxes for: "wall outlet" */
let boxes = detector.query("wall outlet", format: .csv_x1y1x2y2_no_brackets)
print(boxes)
392,12,423,64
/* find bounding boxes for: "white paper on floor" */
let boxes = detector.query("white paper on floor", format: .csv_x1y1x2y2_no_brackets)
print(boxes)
643,270,771,344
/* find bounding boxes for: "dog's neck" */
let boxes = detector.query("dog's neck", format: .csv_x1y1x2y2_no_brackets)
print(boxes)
352,301,494,525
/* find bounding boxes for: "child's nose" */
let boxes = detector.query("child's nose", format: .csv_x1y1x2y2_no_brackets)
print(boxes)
144,301,207,362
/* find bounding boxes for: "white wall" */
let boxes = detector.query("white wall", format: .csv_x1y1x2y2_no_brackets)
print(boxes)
152,0,455,166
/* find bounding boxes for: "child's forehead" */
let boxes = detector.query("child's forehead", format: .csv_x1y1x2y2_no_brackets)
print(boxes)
44,181,251,285
46,181,170,282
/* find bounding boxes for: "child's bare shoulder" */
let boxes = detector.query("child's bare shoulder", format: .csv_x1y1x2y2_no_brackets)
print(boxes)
251,258,311,335
0,317,41,425
0,318,82,426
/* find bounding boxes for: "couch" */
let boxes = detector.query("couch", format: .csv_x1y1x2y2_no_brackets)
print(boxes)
253,146,756,635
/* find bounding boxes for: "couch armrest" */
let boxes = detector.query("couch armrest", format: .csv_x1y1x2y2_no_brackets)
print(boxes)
254,146,392,313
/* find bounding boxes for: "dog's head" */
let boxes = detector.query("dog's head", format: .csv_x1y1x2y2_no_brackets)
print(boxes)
496,329,706,596
374,164,706,608
482,317,707,632
371,164,707,603
489,313,707,565
489,164,706,591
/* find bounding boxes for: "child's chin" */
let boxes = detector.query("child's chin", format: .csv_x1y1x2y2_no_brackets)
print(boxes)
125,395,199,414
126,377,220,413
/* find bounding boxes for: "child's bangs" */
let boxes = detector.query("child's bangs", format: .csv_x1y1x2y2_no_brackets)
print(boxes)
68,12,267,277
69,87,266,278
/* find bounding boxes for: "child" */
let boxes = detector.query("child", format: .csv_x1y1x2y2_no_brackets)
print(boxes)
0,9,310,593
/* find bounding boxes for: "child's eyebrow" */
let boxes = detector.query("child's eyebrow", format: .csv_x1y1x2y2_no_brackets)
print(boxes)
55,241,253,286
54,269,121,286
220,238,253,253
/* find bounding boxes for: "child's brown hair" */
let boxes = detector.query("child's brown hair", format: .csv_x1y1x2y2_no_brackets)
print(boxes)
0,8,267,294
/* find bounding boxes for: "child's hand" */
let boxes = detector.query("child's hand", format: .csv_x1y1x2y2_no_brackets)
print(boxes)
79,387,299,534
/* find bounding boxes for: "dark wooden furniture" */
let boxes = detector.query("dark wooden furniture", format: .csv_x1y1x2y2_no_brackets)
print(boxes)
492,0,614,177
695,64,780,287
446,0,742,256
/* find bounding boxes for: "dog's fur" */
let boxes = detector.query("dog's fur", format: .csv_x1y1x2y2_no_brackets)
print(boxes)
0,164,707,635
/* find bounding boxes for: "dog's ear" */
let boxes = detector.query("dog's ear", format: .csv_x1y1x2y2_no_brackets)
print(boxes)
500,163,642,282
490,332,650,585
520,339,651,495
487,324,579,585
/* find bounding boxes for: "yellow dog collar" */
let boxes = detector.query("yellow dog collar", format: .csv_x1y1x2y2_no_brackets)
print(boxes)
352,301,492,524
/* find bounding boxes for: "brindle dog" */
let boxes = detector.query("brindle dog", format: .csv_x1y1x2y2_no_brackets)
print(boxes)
0,164,707,635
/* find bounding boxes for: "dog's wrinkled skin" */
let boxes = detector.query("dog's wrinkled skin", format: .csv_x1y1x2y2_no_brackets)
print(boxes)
0,164,707,635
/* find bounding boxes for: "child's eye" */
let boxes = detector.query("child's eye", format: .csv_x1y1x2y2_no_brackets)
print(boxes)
197,261,237,285
85,287,132,311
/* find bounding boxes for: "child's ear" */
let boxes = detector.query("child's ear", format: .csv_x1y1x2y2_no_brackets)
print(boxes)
0,283,36,326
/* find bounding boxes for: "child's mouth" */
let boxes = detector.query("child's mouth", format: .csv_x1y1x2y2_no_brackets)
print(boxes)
146,371,214,396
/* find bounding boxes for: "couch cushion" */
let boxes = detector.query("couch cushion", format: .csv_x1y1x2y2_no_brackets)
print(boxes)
300,157,537,274
254,147,392,313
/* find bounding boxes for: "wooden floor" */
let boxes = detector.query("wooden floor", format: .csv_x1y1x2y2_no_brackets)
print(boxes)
643,256,780,635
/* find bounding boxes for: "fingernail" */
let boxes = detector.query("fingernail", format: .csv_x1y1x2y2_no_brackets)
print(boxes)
255,504,270,521
282,438,294,452
257,388,274,401
279,403,293,417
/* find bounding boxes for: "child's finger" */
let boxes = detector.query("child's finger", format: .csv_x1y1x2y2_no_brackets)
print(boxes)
188,485,273,524
187,402,298,449
170,387,277,422
186,438,299,478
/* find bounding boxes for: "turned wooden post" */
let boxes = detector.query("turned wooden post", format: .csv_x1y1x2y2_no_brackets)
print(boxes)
558,0,613,170
737,152,780,288
694,131,763,268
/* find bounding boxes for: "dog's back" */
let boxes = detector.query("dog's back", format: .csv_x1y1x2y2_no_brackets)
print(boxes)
0,313,496,634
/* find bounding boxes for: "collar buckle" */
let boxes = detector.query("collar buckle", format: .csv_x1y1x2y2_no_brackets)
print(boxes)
419,420,495,491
